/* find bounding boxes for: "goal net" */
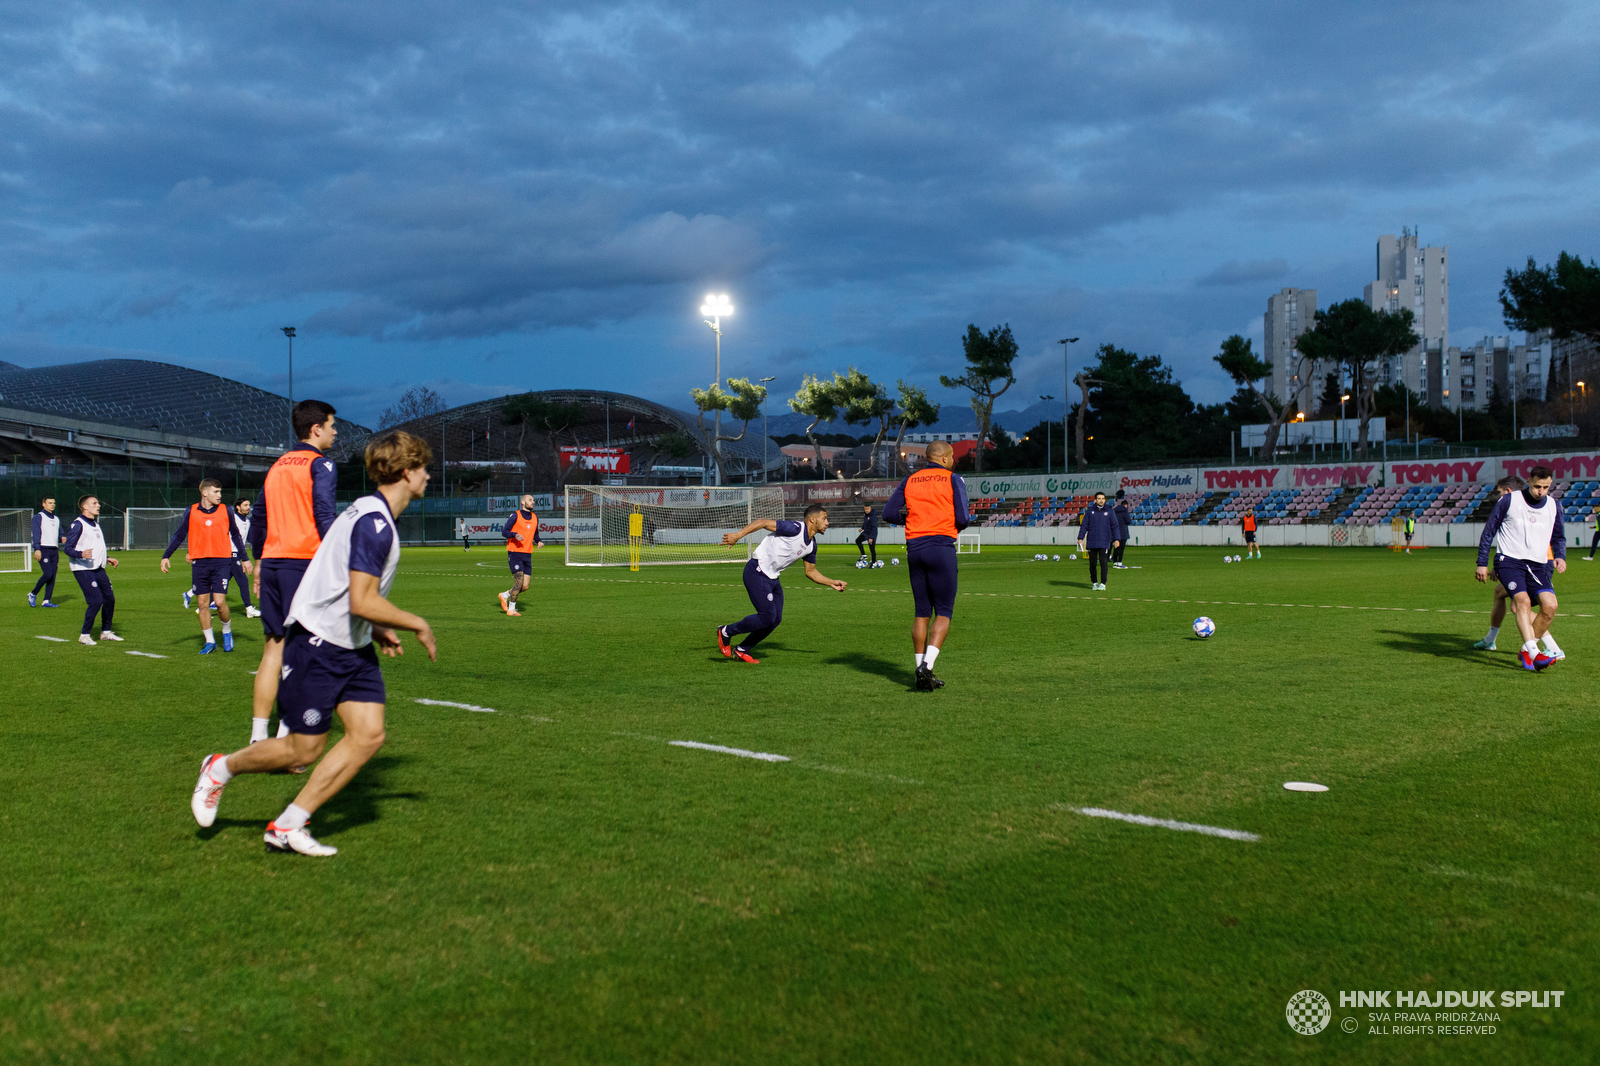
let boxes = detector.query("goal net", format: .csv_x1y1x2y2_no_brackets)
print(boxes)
0,508,31,573
125,507,188,551
564,486,785,567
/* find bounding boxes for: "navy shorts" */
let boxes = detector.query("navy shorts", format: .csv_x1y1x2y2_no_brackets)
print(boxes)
1496,559,1555,600
258,559,309,637
1243,531,1257,544
508,551,532,574
277,627,386,735
907,540,959,618
190,558,232,595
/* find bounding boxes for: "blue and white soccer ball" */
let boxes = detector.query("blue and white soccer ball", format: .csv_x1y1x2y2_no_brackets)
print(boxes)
1069,553,1077,560
854,558,868,569
1224,554,1232,563
891,557,900,565
1234,554,1242,562
1193,616,1216,639
1052,554,1061,561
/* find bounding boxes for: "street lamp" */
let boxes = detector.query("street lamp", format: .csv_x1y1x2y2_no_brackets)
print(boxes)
1340,392,1350,459
1040,395,1053,474
700,293,734,485
759,375,776,483
281,326,296,409
1057,337,1079,468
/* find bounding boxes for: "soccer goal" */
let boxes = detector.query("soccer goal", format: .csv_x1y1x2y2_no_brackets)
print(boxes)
564,486,785,567
0,508,32,573
124,507,188,551
957,532,981,554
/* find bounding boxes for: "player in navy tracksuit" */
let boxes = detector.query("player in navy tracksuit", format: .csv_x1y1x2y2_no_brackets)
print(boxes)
1077,491,1120,590
29,496,65,607
1111,491,1131,568
855,502,880,566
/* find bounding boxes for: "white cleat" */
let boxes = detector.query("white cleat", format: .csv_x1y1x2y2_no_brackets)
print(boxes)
246,606,262,618
98,631,124,642
264,822,337,857
79,633,96,646
191,753,228,827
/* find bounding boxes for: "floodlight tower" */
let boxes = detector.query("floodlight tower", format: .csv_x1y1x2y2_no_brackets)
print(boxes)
700,293,734,485
281,326,297,408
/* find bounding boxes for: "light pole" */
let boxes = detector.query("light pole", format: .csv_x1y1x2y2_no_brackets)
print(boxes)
700,293,734,485
1057,337,1079,468
759,375,775,483
1040,395,1053,474
281,326,296,412
1340,392,1350,460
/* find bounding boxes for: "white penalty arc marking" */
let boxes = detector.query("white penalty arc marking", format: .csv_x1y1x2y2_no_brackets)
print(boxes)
1068,806,1260,842
414,698,497,713
35,635,67,642
670,740,790,763
126,650,168,659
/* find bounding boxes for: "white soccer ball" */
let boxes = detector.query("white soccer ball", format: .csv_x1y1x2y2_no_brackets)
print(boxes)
1052,554,1060,561
1069,553,1076,560
1234,554,1242,562
1193,616,1216,639
891,557,900,565
854,559,867,569
1224,555,1232,563
873,560,884,569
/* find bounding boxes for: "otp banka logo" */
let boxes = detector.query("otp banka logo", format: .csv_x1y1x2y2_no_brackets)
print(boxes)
1286,990,1332,1035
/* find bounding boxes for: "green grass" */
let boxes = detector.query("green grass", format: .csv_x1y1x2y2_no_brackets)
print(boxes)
2,543,1596,1064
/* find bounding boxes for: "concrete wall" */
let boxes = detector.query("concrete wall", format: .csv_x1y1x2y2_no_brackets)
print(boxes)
835,523,1490,550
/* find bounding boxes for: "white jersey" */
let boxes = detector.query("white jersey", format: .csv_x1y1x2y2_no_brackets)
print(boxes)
285,494,401,649
37,511,60,547
1480,489,1564,566
67,516,107,571
232,512,251,557
751,519,818,579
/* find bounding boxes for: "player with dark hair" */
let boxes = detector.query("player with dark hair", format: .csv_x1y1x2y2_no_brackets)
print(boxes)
247,399,340,743
1078,491,1118,590
28,495,64,608
161,478,250,653
883,439,970,690
190,430,437,856
1111,490,1131,569
1403,510,1416,554
715,503,845,662
1476,465,1565,671
1473,475,1562,659
1240,507,1261,560
63,495,122,646
499,494,542,616
855,501,881,567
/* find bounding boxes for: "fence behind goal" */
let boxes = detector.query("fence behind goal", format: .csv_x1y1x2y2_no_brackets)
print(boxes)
0,508,31,573
564,486,784,567
125,508,188,551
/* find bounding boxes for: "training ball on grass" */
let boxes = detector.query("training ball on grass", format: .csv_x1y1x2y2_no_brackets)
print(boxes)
891,557,900,565
1224,555,1232,563
1192,616,1216,639
1052,554,1060,561
1234,554,1242,562
1069,553,1077,560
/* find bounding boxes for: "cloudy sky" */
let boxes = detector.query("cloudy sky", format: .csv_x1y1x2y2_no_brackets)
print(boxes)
3,1,1597,427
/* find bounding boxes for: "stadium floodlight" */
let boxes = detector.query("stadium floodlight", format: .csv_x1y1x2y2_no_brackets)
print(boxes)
281,326,297,409
1040,395,1053,474
700,294,734,485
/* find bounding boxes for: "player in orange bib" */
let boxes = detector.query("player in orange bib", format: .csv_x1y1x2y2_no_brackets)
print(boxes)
161,478,250,653
1240,508,1261,559
498,494,542,615
882,440,970,691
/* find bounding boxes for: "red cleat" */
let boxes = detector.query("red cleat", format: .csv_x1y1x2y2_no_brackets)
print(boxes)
717,626,732,658
732,646,760,664
1520,650,1555,672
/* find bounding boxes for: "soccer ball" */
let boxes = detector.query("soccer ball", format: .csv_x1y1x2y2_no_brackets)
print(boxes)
1052,554,1060,561
872,560,884,569
1224,555,1232,563
891,557,900,565
854,559,867,569
1234,554,1242,562
1193,616,1216,638
1069,553,1076,560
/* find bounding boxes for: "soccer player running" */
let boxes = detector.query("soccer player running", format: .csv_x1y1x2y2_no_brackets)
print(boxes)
499,495,542,616
190,431,437,857
1240,507,1261,559
248,400,340,744
855,501,881,567
1111,490,1131,569
161,479,251,653
28,495,65,608
716,504,846,663
1077,490,1119,590
63,495,123,646
882,439,969,690
1474,476,1563,659
1476,464,1565,671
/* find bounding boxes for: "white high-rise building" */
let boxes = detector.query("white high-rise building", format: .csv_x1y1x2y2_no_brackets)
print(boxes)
1265,287,1318,413
1365,228,1450,406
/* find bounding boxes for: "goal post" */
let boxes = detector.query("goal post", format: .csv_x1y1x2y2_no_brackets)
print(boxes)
124,507,188,551
564,486,784,567
957,532,981,554
0,508,32,573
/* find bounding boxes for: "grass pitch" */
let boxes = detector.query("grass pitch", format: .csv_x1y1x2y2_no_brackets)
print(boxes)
3,542,1597,1064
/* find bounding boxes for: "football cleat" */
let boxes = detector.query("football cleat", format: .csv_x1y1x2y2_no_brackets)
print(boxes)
78,633,96,646
732,646,760,664
1520,650,1553,672
222,632,235,652
498,591,510,614
27,591,36,607
41,600,59,608
98,631,123,642
246,606,262,618
1545,649,1566,662
191,754,228,827
914,665,935,691
1471,639,1496,651
925,669,945,690
199,642,217,655
717,625,732,658
506,607,521,616
183,588,195,610
264,822,337,857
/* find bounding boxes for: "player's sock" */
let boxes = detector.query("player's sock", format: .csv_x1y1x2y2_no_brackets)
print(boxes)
1522,640,1540,656
277,721,290,739
208,755,234,785
252,717,269,743
1484,626,1500,645
915,652,925,668
221,620,232,635
1542,634,1562,656
923,646,940,669
202,627,215,644
274,802,311,832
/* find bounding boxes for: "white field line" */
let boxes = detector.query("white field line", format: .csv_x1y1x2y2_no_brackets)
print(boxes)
414,698,497,713
1062,805,1260,842
1432,864,1598,903
35,635,67,642
126,650,168,659
670,740,790,762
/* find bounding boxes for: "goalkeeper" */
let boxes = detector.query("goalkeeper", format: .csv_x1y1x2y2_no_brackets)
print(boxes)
716,504,846,663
